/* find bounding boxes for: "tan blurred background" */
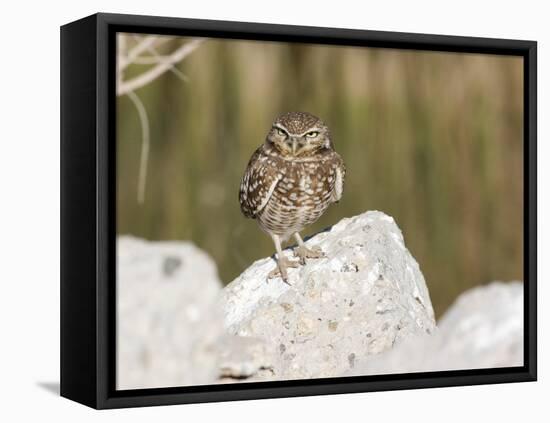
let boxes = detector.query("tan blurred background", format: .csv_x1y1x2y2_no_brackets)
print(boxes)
117,35,523,317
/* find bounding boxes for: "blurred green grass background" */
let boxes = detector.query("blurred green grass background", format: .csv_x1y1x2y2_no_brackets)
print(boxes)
117,35,523,317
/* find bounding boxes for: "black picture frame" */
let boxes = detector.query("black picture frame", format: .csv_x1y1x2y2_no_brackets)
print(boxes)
60,12,537,409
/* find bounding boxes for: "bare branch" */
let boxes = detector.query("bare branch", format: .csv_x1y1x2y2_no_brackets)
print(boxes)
119,35,159,71
117,36,205,204
117,39,204,96
126,91,150,205
117,34,127,88
130,55,180,64
143,38,191,83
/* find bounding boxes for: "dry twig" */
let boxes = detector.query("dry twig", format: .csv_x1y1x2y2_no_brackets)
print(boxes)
116,35,204,204
117,38,203,96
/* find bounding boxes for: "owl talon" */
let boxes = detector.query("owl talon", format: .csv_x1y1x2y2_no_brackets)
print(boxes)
294,245,325,265
267,256,299,284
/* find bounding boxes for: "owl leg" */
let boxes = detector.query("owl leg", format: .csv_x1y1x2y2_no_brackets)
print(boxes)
293,233,325,265
267,233,299,284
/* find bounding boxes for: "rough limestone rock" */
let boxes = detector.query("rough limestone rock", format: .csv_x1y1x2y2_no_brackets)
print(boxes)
221,211,436,380
217,335,275,381
346,281,524,376
117,236,223,389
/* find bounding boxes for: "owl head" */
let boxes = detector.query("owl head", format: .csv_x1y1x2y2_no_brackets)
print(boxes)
266,112,332,158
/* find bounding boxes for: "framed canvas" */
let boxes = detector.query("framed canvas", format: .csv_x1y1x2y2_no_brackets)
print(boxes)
60,13,537,409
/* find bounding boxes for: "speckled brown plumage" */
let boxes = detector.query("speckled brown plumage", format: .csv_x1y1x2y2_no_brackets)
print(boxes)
239,112,346,283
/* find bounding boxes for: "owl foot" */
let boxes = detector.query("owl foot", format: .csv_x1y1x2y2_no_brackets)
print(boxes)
268,256,300,284
294,244,325,265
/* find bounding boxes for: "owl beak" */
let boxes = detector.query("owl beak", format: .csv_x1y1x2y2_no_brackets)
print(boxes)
290,137,298,155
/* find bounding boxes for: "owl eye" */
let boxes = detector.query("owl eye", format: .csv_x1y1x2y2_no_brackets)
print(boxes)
306,131,319,138
276,128,287,137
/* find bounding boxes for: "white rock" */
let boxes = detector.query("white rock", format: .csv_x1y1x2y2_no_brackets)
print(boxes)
217,335,275,381
117,236,223,389
220,211,436,380
346,281,524,376
117,221,522,386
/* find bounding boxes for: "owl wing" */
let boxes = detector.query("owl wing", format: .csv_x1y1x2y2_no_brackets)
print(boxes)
239,147,281,219
330,152,346,203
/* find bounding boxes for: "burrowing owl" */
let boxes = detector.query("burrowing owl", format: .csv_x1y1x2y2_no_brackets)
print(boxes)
239,111,346,283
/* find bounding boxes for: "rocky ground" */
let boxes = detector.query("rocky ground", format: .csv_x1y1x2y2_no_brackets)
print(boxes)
117,211,524,388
